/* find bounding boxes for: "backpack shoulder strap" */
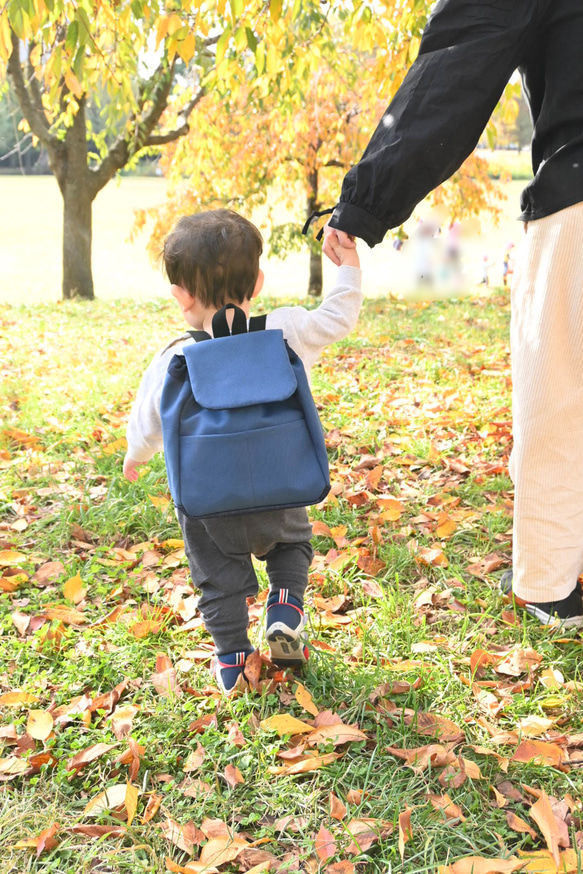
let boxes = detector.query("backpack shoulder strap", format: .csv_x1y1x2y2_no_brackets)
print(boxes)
249,314,267,332
188,330,212,343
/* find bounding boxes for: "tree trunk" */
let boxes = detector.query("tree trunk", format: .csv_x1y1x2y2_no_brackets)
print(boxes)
62,180,94,300
60,99,94,300
306,168,322,297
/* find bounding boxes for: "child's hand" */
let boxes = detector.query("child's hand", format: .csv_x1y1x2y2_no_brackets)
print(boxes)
123,454,144,482
323,225,360,268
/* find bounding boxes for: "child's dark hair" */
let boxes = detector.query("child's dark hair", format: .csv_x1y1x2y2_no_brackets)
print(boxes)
163,209,263,308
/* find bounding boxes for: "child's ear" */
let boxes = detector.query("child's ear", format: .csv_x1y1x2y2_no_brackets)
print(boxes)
252,269,264,299
171,284,194,314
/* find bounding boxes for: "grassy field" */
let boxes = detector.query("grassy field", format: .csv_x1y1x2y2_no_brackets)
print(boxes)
0,168,528,305
1,288,582,874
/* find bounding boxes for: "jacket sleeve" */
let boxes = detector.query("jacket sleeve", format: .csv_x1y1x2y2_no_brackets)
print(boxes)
329,0,540,246
126,344,185,462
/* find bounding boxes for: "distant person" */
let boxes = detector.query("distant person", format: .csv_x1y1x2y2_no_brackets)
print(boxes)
123,210,362,693
502,243,515,289
322,0,583,627
479,254,492,287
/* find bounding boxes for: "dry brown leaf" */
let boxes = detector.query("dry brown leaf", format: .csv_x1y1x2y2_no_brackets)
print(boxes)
386,743,456,772
315,824,336,862
326,864,356,874
346,818,388,855
183,742,206,772
495,648,543,677
416,545,449,568
0,549,27,565
511,740,566,768
307,723,367,747
295,682,319,717
69,825,126,838
84,783,137,816
398,806,413,861
125,783,139,827
199,836,249,867
268,752,340,776
439,856,524,874
111,705,139,740
530,789,569,865
160,818,205,855
223,764,244,788
506,811,538,840
427,793,466,821
142,793,162,823
243,649,263,689
35,823,59,858
408,712,465,743
11,610,30,636
27,709,54,741
67,742,117,775
329,792,347,821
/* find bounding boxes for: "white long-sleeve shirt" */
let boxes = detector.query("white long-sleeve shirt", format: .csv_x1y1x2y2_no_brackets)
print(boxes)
126,265,362,463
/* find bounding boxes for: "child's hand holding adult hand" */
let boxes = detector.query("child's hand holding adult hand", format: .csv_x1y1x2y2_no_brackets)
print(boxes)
323,225,360,268
123,454,144,482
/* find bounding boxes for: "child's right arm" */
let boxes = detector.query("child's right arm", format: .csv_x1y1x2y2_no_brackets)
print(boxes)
123,344,183,480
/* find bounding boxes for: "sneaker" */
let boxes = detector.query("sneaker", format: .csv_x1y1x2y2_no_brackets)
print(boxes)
212,649,253,695
266,590,308,666
500,570,583,629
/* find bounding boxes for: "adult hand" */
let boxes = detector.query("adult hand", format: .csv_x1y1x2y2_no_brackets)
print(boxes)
322,224,359,268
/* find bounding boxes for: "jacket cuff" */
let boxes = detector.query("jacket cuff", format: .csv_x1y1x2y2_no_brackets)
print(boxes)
328,202,388,248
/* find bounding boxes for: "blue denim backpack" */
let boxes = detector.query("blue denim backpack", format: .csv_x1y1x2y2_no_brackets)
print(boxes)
160,304,331,518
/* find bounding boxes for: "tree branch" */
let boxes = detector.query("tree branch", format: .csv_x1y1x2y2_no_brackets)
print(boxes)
7,31,59,153
143,86,205,147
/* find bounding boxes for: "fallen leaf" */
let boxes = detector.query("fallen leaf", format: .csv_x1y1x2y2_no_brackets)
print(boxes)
295,683,319,717
512,740,566,768
142,793,162,823
329,792,347,821
27,710,54,741
84,783,138,816
398,806,413,860
0,549,27,566
11,610,30,636
439,856,524,873
506,811,538,840
33,561,65,585
315,824,336,862
346,818,388,855
260,714,314,736
67,742,117,775
416,545,449,568
326,864,356,874
199,836,249,867
268,752,339,776
224,764,244,788
307,723,367,747
496,648,542,677
160,818,205,854
518,715,554,737
111,705,139,740
184,742,205,772
0,756,30,777
69,825,127,838
63,574,87,604
0,691,40,708
125,783,139,827
530,789,569,865
427,793,466,821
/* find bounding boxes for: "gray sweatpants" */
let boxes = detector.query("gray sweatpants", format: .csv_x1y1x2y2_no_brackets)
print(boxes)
177,507,313,655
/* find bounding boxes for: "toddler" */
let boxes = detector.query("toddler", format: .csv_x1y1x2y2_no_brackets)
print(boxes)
123,209,361,693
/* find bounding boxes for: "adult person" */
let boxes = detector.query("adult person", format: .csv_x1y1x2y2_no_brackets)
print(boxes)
321,0,583,627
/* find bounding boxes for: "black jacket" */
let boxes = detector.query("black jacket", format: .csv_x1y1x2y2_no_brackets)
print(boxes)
329,0,583,247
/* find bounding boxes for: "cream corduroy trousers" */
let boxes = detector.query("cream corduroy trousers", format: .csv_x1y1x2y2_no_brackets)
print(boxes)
509,201,583,602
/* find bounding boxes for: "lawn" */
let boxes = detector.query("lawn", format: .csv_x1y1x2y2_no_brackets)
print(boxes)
1,287,582,874
0,170,527,305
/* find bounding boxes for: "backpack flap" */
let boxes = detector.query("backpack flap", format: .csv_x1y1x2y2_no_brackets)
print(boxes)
183,329,297,409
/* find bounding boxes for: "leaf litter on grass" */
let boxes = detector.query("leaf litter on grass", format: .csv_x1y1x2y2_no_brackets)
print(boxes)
1,295,583,872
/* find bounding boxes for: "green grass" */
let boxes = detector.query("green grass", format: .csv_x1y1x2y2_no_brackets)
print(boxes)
1,291,582,874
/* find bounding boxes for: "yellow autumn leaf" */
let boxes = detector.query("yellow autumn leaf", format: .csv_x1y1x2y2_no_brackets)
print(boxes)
63,573,87,604
260,714,314,736
27,709,54,741
295,683,319,717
